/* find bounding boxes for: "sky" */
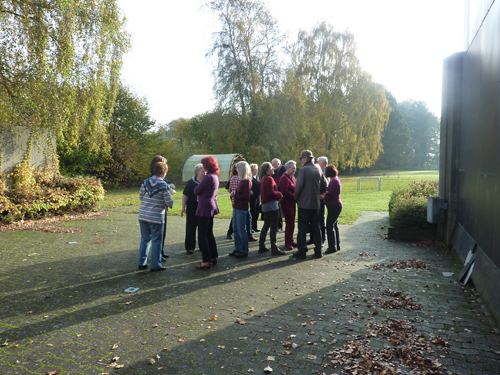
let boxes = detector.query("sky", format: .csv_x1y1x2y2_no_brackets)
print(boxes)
117,0,465,126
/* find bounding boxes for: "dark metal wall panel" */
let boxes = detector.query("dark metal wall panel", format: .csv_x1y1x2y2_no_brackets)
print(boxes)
458,43,481,232
458,0,500,266
442,0,500,328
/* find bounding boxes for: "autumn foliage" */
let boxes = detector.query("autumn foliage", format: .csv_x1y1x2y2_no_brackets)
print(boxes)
0,162,104,223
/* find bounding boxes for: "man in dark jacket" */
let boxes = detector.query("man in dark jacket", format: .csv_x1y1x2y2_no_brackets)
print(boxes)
294,150,327,259
272,158,286,182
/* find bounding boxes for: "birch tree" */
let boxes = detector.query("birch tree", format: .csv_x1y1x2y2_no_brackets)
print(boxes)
0,0,129,152
290,22,390,168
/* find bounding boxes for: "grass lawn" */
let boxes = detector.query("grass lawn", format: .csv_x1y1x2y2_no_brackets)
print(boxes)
99,170,439,225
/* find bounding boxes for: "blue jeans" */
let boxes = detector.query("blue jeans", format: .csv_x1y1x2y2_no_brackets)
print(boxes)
229,210,253,238
233,208,249,254
247,210,252,238
138,220,163,270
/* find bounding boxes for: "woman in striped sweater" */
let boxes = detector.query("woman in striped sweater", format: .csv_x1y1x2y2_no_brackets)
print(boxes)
137,162,174,272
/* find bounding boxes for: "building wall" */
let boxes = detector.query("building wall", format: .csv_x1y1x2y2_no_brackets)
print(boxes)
1,126,55,176
440,0,500,325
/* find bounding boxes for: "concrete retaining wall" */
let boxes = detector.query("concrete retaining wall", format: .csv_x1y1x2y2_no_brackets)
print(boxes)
1,126,56,176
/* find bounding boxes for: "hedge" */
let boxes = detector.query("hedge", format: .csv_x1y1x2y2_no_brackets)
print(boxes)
389,180,439,228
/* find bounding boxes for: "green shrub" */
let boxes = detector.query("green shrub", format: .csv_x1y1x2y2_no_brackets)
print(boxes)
0,164,105,223
389,180,438,228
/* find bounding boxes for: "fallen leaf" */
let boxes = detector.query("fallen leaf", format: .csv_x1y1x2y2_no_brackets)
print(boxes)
149,358,155,365
111,343,119,350
46,372,58,375
249,307,254,311
236,318,247,325
263,365,273,373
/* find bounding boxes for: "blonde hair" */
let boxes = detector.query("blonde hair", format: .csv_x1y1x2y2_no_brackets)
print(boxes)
236,161,252,181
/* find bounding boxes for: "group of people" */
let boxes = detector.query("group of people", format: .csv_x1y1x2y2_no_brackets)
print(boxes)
136,150,343,271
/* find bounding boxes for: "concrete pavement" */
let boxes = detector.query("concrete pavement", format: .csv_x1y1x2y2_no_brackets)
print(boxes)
0,208,499,374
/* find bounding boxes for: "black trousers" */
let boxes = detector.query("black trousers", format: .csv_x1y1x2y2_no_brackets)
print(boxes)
309,200,326,243
297,207,321,254
259,209,279,252
162,216,167,255
249,196,260,231
197,216,218,263
326,205,342,251
185,207,198,251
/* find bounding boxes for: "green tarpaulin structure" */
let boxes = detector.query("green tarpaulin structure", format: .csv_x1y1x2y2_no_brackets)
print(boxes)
182,154,246,183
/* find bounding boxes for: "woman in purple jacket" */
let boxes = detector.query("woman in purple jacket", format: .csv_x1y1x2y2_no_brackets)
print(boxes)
323,165,343,254
193,156,220,269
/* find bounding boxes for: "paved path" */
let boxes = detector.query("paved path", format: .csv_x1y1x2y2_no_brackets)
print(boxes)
0,209,499,374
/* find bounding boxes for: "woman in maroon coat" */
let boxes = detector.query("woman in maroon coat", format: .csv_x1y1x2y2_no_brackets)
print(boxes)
258,162,286,256
279,160,297,250
229,161,252,258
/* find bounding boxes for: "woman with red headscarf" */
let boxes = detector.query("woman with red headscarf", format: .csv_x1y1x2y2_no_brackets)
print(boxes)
193,156,220,269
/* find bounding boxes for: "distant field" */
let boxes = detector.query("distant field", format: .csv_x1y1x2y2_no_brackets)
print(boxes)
99,170,439,225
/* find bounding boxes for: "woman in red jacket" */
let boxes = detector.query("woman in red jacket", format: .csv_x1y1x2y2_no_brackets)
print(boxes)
229,161,252,258
279,160,297,250
258,162,286,256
